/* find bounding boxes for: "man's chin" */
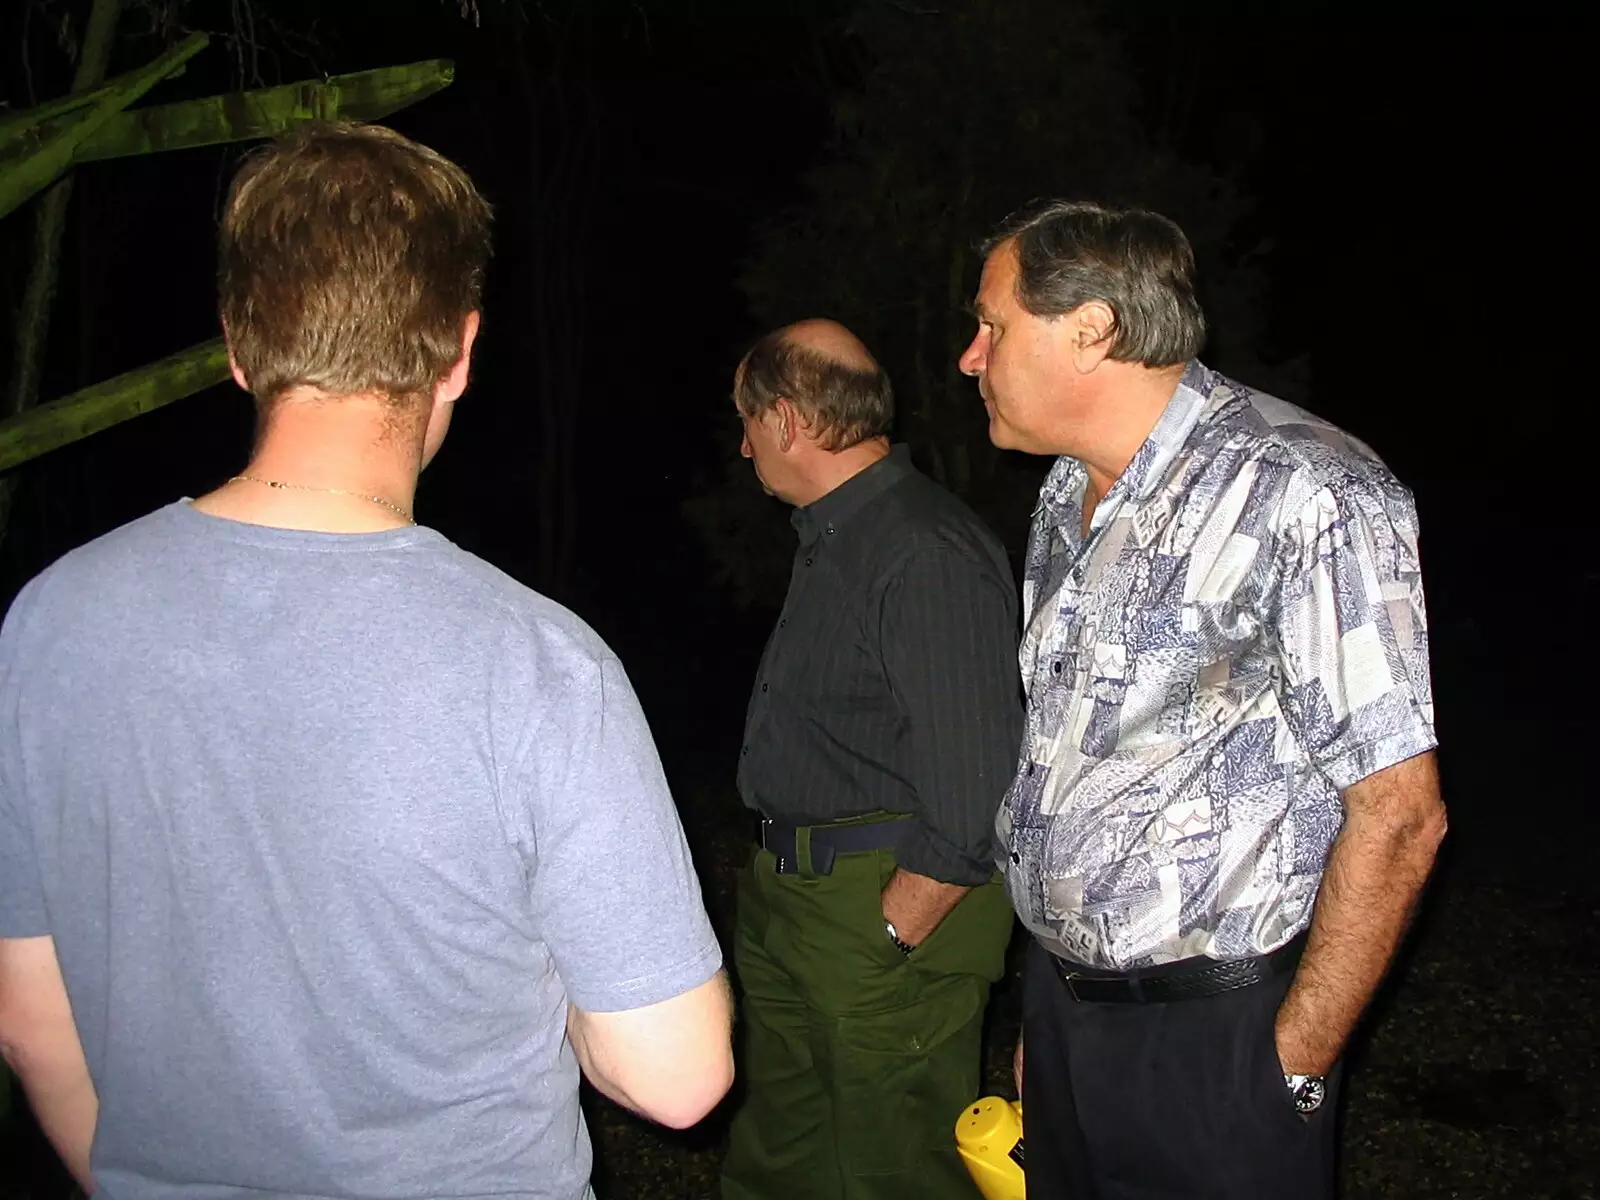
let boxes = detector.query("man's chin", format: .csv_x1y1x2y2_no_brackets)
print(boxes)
986,414,1014,451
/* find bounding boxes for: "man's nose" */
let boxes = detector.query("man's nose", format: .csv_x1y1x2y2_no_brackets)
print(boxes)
958,332,986,377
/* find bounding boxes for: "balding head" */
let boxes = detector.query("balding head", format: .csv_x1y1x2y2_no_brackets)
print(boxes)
734,318,894,452
781,319,881,374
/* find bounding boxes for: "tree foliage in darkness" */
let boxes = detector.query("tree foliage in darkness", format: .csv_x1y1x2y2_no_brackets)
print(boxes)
687,0,1295,609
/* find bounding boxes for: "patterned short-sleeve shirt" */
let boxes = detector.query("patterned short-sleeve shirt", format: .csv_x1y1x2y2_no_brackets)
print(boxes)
996,361,1437,970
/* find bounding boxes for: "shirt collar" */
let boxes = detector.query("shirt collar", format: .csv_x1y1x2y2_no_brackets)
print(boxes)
1121,359,1213,502
1036,359,1215,527
792,442,912,545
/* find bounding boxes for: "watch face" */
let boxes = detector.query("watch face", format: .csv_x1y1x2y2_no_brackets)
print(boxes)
1291,1076,1327,1114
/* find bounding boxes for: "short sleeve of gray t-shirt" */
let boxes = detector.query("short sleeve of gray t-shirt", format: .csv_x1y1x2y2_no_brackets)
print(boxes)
0,502,720,1200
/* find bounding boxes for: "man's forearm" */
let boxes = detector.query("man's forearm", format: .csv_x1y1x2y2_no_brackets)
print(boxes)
4,1050,97,1191
1275,752,1445,1074
0,936,97,1193
881,868,970,946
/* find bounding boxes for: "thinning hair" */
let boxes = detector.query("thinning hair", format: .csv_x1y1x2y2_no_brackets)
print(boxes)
734,329,893,451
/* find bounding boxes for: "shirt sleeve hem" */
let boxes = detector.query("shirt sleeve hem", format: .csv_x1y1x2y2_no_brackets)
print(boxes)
897,822,1000,887
1322,725,1439,792
0,918,51,939
564,939,723,1014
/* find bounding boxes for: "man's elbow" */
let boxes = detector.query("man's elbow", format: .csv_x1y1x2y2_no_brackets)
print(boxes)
640,982,736,1128
650,1046,735,1130
1422,795,1447,845
1405,786,1448,860
1352,752,1447,863
574,971,736,1129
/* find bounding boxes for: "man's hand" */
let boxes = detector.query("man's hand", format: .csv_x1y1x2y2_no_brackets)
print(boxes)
880,868,970,947
0,936,97,1193
1275,752,1445,1074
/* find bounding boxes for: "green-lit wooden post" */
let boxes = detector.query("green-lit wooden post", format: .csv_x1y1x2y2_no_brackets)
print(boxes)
0,57,456,481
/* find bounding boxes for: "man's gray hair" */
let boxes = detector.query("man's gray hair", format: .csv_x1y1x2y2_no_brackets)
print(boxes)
982,200,1206,367
735,330,893,452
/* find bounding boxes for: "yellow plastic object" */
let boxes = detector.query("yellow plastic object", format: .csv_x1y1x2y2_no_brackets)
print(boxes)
954,1095,1026,1200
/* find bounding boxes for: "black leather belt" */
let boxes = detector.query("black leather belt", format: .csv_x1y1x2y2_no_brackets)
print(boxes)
757,815,912,876
1050,932,1307,1004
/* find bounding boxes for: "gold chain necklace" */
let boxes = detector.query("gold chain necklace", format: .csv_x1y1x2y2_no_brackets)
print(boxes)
230,475,414,524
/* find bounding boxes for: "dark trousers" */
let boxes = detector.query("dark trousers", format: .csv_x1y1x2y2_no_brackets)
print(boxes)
1021,939,1342,1200
720,834,1014,1200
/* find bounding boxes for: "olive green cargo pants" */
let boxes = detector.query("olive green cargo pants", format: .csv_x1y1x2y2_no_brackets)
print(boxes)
720,828,1013,1200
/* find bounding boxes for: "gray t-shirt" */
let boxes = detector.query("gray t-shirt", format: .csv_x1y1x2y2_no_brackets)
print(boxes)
0,502,721,1200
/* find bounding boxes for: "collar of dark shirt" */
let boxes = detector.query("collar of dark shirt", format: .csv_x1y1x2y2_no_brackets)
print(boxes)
1037,358,1216,532
791,442,914,546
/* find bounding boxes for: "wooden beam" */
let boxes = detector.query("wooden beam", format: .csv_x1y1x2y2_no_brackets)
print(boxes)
72,60,457,162
0,339,231,475
0,33,209,221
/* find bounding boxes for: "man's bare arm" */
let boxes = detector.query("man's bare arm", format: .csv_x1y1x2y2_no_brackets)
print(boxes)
566,970,734,1129
0,935,97,1193
1275,751,1446,1074
881,869,970,946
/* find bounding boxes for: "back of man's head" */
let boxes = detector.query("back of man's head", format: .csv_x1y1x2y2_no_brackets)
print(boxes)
982,199,1206,368
219,122,492,408
734,321,893,451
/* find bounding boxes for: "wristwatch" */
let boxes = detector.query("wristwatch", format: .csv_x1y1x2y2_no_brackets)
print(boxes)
1283,1073,1328,1115
884,920,915,955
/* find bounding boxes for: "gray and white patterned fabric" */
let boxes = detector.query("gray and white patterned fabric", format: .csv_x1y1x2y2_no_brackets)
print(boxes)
997,360,1437,970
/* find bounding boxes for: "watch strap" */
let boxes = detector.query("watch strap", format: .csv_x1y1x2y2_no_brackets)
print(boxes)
885,920,915,955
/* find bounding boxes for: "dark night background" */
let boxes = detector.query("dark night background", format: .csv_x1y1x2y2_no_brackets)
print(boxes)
1,1,1595,1197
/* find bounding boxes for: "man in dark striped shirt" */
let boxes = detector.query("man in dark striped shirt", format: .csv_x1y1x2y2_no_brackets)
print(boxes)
720,319,1023,1200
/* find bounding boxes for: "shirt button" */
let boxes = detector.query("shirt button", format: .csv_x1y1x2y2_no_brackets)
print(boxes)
761,682,769,692
1051,661,1063,675
740,747,749,757
805,557,814,566
779,619,787,628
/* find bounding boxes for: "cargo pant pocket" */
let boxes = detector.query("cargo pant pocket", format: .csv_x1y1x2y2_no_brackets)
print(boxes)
830,985,984,1178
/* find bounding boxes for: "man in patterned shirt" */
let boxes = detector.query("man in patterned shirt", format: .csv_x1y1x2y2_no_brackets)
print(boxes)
958,200,1446,1198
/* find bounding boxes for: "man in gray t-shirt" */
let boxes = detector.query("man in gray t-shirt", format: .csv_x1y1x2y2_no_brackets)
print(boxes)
0,123,732,1200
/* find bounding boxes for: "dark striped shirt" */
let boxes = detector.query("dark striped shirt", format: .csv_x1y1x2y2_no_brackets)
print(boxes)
737,444,1024,885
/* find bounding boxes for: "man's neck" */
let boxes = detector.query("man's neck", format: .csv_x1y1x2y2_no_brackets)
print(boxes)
1062,362,1186,502
194,391,425,532
791,437,892,509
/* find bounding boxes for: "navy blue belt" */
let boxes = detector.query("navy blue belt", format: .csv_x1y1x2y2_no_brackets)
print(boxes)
756,815,912,875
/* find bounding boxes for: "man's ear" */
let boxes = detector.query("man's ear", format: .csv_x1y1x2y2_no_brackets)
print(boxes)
223,326,251,392
774,396,799,452
438,311,482,405
1069,301,1117,373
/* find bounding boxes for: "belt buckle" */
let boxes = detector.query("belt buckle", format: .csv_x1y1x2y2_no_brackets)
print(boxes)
1057,964,1142,1003
1055,962,1085,1003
